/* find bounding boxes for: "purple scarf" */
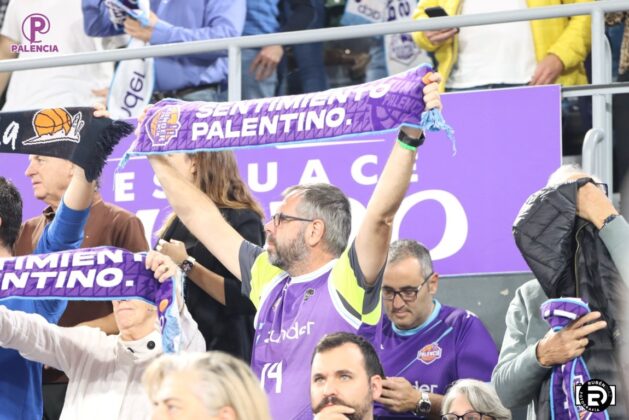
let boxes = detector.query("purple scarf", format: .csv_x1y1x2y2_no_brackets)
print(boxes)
120,65,453,163
541,298,609,420
0,246,182,352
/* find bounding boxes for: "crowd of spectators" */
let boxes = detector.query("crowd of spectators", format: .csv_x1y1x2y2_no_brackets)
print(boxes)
1,0,626,191
0,1,627,420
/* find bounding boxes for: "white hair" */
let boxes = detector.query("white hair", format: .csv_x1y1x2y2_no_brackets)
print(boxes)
442,379,511,420
547,164,601,187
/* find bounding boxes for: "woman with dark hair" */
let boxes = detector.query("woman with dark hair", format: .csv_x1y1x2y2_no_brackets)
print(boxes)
155,151,265,361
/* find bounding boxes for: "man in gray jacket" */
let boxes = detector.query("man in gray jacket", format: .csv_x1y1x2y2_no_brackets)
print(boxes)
492,165,629,419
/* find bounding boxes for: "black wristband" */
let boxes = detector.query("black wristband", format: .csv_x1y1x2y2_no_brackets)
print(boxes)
398,129,426,149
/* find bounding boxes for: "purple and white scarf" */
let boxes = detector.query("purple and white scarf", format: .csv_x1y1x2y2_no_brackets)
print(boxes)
120,65,454,163
541,298,609,420
0,246,182,352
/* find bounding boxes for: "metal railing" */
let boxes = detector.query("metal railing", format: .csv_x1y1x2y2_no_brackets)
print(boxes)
0,1,628,186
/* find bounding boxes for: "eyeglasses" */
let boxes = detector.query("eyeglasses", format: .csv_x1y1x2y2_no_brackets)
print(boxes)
382,272,434,302
442,411,493,420
270,212,315,227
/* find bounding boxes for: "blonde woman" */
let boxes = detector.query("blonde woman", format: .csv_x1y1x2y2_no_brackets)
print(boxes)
143,351,271,420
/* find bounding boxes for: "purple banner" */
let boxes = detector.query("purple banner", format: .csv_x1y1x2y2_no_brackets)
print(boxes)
0,85,561,276
125,66,431,158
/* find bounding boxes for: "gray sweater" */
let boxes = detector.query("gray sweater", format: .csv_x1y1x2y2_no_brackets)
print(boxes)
599,216,629,285
492,216,629,419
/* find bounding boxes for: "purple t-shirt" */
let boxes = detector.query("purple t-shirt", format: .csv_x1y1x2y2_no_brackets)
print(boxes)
367,301,498,418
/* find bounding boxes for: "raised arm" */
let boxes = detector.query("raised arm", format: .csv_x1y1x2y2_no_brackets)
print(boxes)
0,305,103,379
64,167,96,212
35,105,112,254
158,212,263,307
148,155,245,280
576,182,629,284
600,216,629,284
354,73,442,286
34,166,95,255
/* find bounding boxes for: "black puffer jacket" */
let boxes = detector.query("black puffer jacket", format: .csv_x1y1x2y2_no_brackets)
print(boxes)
513,179,628,419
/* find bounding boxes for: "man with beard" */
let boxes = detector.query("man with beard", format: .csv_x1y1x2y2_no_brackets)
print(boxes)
147,72,443,419
310,332,384,420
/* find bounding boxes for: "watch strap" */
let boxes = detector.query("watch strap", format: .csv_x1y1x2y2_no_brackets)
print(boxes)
179,256,196,274
601,214,619,230
413,391,431,416
397,129,426,151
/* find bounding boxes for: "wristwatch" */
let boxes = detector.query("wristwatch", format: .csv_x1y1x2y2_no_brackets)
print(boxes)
398,129,426,149
179,256,196,275
413,391,431,416
601,214,618,230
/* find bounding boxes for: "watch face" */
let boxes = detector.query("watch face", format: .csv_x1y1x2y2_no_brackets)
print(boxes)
419,400,431,413
180,260,193,274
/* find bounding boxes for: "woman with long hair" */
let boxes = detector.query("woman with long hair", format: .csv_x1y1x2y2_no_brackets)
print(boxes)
155,151,264,361
144,351,271,420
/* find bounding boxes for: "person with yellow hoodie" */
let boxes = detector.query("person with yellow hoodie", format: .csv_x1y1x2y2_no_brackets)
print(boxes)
412,0,591,92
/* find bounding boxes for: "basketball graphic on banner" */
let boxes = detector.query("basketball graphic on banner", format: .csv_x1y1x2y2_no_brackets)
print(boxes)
23,107,84,145
33,108,72,136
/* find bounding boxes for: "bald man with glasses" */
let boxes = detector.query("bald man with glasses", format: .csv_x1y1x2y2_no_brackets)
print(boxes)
366,240,498,419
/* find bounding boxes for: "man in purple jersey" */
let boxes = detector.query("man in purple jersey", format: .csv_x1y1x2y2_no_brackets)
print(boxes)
369,240,498,419
148,73,444,419
311,332,384,420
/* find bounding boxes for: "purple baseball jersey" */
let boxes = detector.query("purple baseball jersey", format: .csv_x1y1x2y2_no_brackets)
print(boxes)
367,301,498,418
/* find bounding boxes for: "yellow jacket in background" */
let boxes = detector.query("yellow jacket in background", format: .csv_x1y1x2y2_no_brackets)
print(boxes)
412,0,592,91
